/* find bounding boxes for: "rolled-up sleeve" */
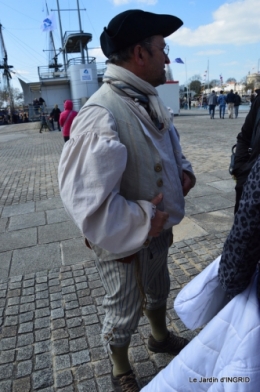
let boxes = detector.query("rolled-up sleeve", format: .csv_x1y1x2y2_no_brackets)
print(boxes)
58,106,154,254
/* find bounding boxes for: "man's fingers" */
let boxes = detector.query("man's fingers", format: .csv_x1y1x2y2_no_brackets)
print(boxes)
151,193,163,206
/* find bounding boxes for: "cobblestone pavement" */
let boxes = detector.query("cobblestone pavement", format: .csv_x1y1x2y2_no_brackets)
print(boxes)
0,110,248,391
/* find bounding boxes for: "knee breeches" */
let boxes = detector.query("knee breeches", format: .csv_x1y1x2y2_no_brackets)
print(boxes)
94,229,172,346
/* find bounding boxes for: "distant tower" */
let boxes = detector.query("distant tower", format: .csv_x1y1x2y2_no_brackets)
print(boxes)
165,64,174,81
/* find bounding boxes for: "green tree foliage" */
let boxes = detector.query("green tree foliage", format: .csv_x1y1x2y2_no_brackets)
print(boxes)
226,77,237,83
189,80,202,95
0,86,24,107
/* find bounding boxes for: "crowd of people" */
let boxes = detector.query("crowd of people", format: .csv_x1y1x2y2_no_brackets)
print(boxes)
188,89,243,119
38,100,77,142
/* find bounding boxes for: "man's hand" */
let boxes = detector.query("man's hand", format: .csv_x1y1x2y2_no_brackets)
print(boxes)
182,171,193,196
148,193,169,237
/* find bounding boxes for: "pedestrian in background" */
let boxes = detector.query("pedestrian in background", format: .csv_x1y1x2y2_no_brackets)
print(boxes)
208,90,218,119
226,89,236,118
217,90,227,119
59,100,78,142
49,104,61,131
234,92,242,118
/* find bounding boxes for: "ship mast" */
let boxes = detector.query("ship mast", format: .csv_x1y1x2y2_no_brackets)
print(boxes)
0,23,15,123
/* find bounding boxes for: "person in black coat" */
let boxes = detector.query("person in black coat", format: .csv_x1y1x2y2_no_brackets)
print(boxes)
232,82,260,213
234,92,242,118
49,104,61,131
226,89,236,119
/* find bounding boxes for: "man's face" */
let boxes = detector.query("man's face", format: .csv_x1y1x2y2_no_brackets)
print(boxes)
142,35,170,87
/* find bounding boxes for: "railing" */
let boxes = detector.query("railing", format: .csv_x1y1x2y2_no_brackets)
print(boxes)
38,60,108,81
67,56,96,66
38,66,68,80
96,62,107,77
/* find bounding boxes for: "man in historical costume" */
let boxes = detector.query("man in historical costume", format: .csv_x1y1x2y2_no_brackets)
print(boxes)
58,9,196,391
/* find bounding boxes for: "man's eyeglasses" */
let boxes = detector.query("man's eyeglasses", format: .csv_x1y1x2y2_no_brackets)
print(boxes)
143,42,170,56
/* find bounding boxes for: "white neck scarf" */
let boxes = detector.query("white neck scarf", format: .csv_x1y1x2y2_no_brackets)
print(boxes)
103,64,171,130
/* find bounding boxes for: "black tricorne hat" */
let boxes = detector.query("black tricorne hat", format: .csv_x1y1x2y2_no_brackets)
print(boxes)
100,9,183,58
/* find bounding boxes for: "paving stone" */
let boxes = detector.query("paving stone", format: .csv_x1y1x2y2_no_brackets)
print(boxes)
35,353,52,370
34,340,51,355
93,359,111,376
68,326,85,339
82,314,99,325
38,221,81,244
0,337,17,350
61,238,95,266
51,308,64,319
0,228,37,252
52,328,69,340
77,379,97,392
96,375,114,392
70,337,88,352
51,319,66,330
1,202,35,218
36,299,50,308
20,294,35,304
0,380,12,392
35,328,51,341
66,317,82,328
35,307,50,318
61,286,75,295
54,354,70,371
0,251,12,280
46,208,69,224
36,290,49,300
17,333,34,347
8,211,45,231
56,385,74,392
19,311,34,323
50,300,62,309
36,198,64,212
56,370,73,388
19,302,35,313
11,243,62,276
13,376,31,392
0,350,15,364
50,292,62,301
16,346,33,361
5,305,19,316
32,368,54,390
16,360,33,378
0,217,8,233
53,339,69,355
90,346,108,361
71,349,91,366
74,364,94,381
18,322,33,333
0,363,13,380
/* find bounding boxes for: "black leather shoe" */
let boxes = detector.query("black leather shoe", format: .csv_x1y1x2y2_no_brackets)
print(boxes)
148,331,189,355
111,369,140,392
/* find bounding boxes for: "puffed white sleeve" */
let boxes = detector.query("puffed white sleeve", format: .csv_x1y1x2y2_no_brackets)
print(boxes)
58,105,154,254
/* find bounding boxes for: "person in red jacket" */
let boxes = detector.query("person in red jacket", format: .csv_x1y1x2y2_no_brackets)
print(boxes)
59,100,78,142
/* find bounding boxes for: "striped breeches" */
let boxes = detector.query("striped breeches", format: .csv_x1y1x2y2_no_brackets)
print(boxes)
94,229,172,346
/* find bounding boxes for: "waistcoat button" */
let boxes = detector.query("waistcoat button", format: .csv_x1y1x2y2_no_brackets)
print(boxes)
143,239,150,246
154,163,162,172
157,179,163,187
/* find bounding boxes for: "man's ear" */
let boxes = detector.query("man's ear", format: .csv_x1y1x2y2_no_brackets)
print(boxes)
133,45,145,65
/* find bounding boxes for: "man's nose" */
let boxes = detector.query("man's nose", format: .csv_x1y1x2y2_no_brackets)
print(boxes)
165,54,170,65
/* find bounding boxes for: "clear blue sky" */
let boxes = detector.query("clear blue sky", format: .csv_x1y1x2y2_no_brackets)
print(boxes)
0,0,259,90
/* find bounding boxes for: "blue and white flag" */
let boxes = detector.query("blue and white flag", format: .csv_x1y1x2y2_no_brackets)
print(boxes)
41,13,56,32
174,58,184,64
